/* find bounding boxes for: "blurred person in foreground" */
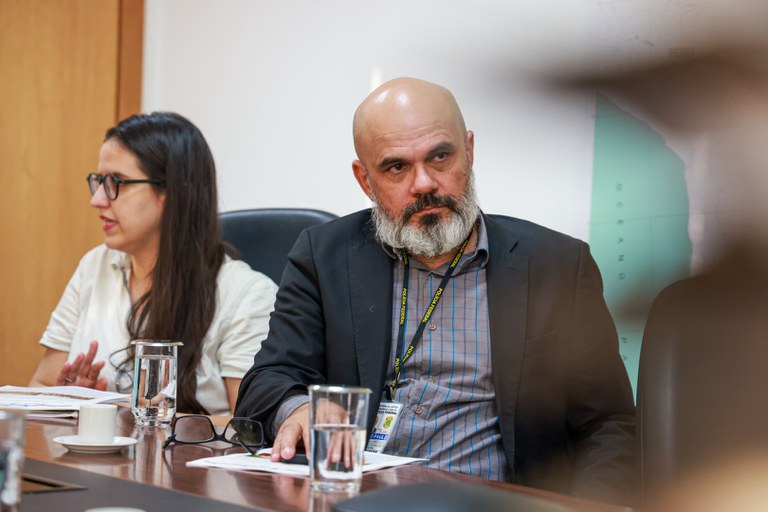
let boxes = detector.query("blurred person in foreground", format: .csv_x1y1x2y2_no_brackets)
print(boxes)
646,456,768,512
546,35,768,501
236,77,635,503
30,112,278,415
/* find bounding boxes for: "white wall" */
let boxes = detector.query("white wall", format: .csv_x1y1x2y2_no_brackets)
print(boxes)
143,0,596,240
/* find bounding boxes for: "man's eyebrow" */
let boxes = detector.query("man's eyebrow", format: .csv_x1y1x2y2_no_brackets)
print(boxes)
376,142,457,170
427,142,456,158
378,156,406,170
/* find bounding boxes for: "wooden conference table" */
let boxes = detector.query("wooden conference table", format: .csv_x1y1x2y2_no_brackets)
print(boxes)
22,408,628,512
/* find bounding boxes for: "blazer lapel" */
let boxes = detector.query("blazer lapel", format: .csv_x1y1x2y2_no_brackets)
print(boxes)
485,214,528,477
347,223,394,399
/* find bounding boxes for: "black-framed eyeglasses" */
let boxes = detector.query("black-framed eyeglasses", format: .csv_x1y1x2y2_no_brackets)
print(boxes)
87,172,165,200
162,415,265,455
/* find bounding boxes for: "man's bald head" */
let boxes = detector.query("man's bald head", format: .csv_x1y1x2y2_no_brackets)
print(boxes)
350,77,478,262
352,77,468,161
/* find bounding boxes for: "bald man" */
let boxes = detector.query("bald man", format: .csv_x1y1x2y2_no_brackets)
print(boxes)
235,78,635,503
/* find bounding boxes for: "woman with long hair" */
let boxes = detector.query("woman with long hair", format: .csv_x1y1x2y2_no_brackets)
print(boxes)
29,112,277,415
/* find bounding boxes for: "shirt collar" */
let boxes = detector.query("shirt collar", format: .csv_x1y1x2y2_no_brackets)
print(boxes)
107,248,132,290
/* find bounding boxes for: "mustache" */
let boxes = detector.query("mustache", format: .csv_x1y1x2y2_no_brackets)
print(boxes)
401,193,460,223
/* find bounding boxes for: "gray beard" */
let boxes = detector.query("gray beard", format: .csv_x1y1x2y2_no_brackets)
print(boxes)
371,174,480,259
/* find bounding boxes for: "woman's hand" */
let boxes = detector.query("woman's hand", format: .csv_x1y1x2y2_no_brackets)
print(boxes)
55,340,108,390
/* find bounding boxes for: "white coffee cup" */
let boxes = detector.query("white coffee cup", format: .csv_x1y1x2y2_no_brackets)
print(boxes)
78,404,117,444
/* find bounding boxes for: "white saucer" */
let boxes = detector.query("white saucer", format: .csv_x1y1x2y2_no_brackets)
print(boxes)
53,435,137,454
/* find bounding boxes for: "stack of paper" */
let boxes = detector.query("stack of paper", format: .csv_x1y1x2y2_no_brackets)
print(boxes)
187,448,426,476
0,385,130,419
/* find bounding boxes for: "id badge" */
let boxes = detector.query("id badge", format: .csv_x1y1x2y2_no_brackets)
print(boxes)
365,401,403,453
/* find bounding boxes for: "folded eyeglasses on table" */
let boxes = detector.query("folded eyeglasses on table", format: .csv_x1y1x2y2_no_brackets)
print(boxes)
162,415,265,455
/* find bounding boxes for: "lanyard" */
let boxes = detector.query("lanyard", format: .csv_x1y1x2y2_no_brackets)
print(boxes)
386,234,472,400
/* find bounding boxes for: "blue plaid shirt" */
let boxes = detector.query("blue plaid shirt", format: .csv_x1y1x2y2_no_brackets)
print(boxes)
383,217,509,481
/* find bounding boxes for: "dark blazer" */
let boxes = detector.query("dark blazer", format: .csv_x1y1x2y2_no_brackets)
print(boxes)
236,210,635,501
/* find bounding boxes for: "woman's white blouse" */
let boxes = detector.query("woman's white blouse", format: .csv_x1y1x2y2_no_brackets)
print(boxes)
39,245,278,415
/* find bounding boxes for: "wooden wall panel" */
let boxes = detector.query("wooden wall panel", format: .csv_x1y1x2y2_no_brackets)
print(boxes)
0,0,143,385
117,0,144,120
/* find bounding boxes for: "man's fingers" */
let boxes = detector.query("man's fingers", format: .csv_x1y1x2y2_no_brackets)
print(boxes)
271,403,309,462
272,422,301,462
344,431,353,468
302,429,310,460
328,430,341,463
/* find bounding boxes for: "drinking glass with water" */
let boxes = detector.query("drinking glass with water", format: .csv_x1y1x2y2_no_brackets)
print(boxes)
130,340,183,427
0,410,24,512
308,385,371,492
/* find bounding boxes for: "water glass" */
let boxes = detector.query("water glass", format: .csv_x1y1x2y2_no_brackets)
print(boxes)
130,340,183,427
0,410,24,512
308,385,371,492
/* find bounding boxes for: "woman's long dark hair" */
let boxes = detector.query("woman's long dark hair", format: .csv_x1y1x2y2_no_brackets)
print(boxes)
106,112,224,414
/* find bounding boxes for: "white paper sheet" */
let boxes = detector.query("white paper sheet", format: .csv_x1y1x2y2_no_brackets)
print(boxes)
0,385,130,418
187,448,426,476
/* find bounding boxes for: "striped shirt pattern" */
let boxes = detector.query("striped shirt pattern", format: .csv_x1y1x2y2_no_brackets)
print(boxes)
382,217,509,481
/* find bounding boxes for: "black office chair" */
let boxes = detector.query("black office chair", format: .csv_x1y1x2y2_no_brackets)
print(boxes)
637,269,768,498
219,208,337,284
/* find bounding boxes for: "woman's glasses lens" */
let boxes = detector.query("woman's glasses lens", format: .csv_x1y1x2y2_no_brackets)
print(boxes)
103,175,116,198
86,173,117,200
87,174,100,195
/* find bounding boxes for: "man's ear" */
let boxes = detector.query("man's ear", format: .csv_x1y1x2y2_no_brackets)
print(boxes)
352,160,373,200
465,130,475,169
